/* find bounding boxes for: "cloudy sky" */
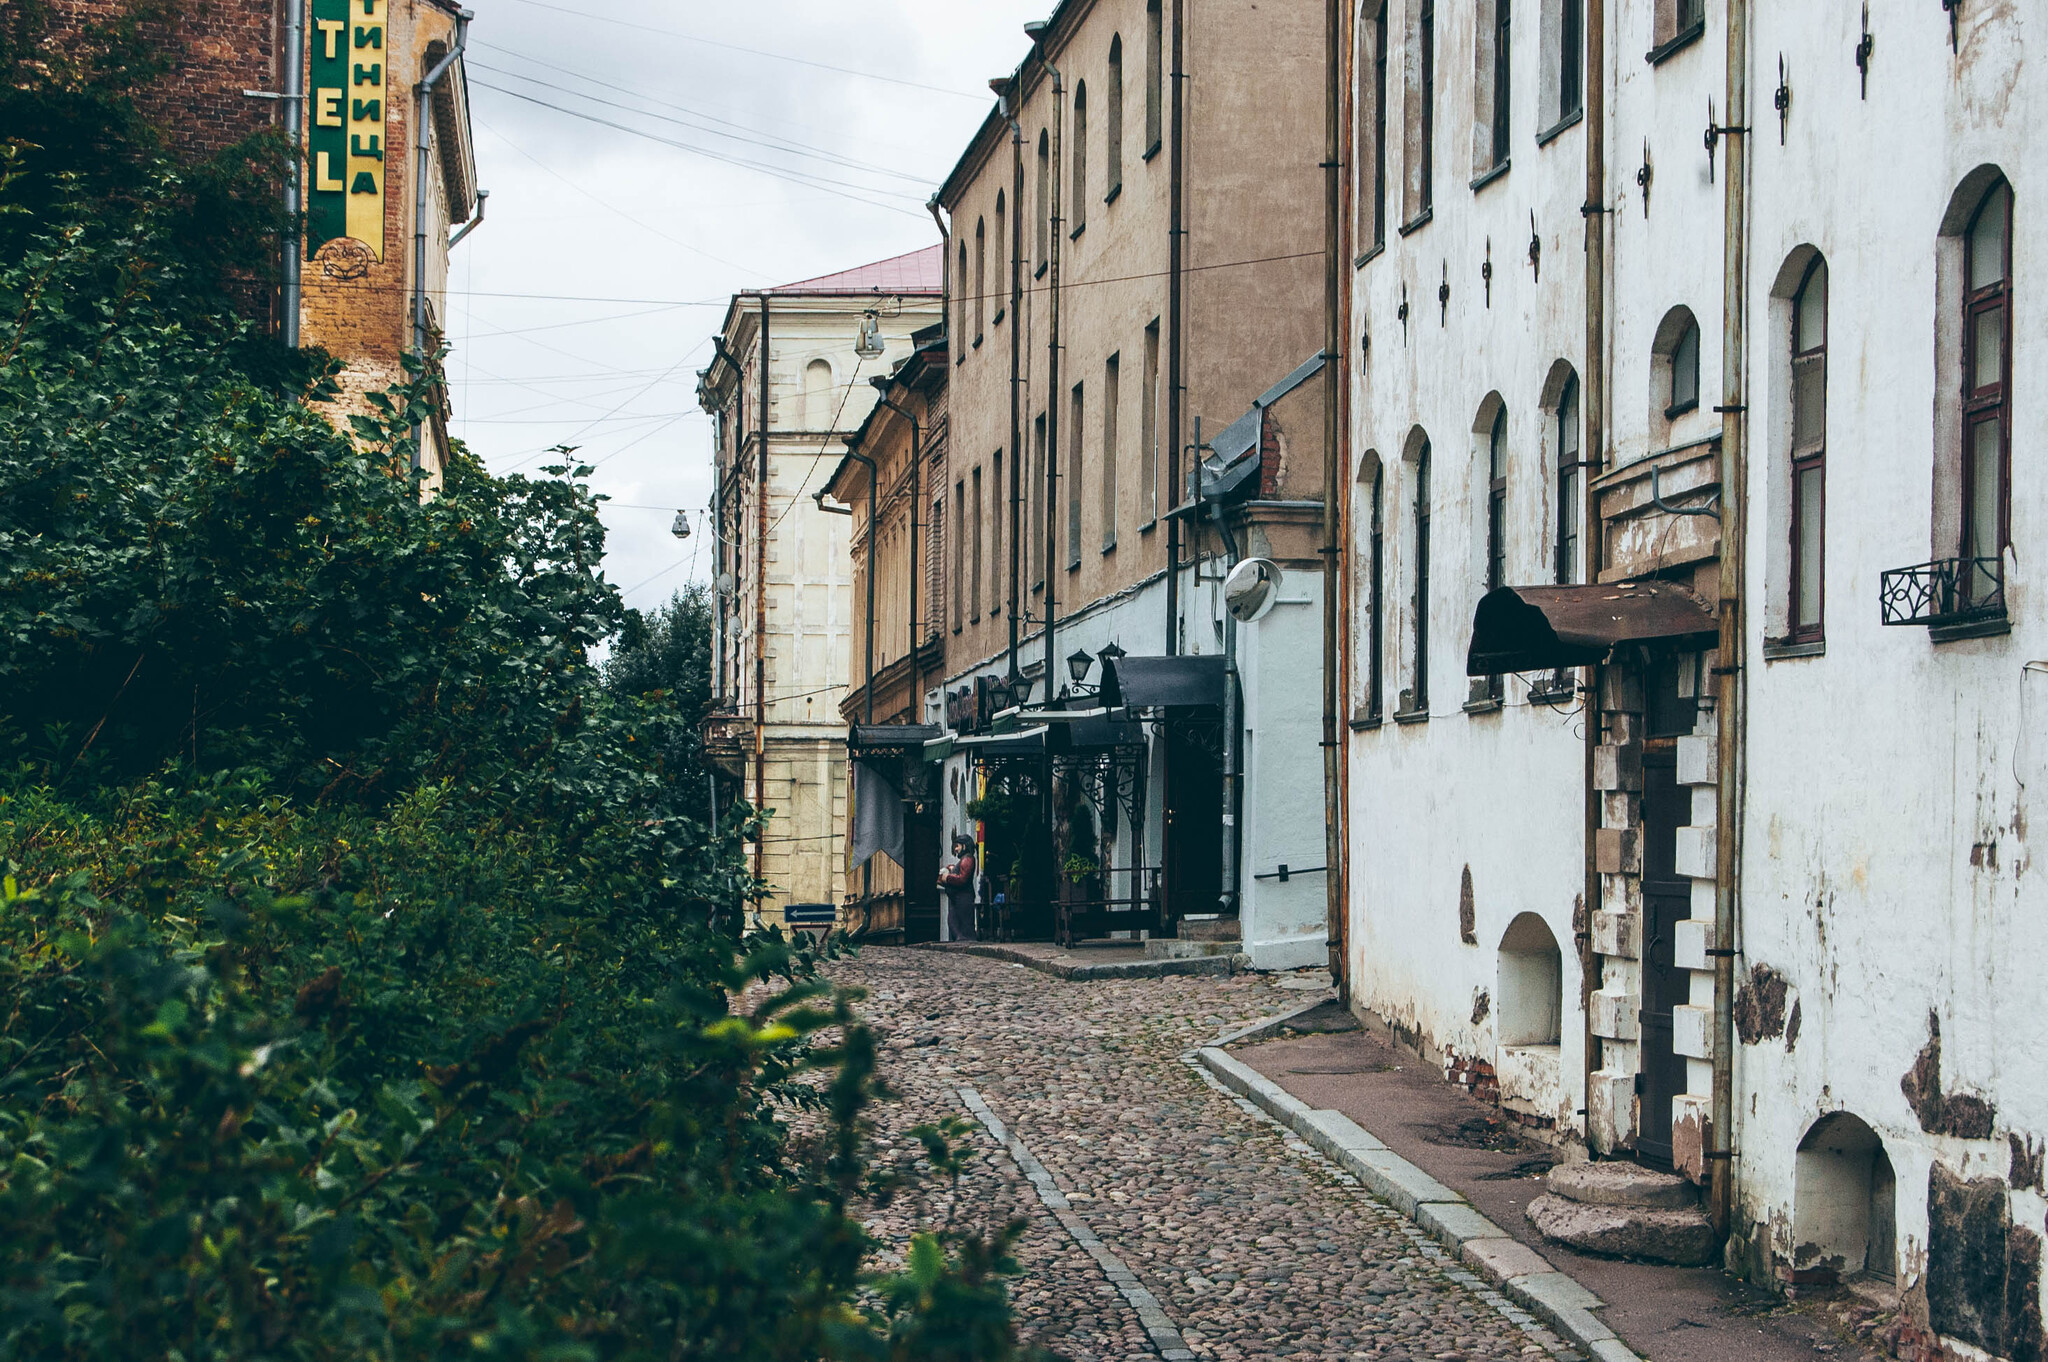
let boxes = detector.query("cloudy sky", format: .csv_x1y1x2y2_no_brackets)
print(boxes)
444,0,1045,611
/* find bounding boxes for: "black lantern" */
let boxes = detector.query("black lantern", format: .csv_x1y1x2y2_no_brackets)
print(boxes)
1098,641,1125,667
1067,648,1096,686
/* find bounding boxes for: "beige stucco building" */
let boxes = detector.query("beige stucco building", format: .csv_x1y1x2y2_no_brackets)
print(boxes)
698,250,944,926
927,0,1334,965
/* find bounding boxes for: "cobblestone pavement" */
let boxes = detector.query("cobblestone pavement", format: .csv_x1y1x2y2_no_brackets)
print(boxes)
838,947,1588,1362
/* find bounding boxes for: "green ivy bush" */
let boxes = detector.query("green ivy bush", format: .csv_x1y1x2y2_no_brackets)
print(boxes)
0,35,1041,1359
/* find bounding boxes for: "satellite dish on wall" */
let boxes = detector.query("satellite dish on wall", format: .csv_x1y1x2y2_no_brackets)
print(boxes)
1223,558,1284,623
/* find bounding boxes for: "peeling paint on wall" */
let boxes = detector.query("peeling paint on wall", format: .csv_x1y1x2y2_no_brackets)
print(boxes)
1901,1012,1998,1140
1471,989,1491,1025
2012,1133,2046,1194
1733,962,1793,1044
1926,1163,2045,1362
1459,864,1477,945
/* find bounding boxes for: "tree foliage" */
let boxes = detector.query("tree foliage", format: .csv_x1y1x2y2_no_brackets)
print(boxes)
0,33,1039,1359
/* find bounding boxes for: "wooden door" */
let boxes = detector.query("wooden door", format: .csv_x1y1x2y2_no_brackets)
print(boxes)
904,801,941,944
1638,747,1689,1167
1163,716,1223,926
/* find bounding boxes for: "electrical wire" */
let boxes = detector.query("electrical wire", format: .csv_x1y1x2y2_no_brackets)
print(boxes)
493,0,989,101
470,82,931,219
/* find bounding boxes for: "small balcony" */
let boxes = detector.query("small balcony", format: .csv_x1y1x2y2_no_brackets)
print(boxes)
1879,556,2006,632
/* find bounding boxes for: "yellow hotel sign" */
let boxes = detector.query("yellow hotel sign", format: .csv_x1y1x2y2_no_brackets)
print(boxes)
308,0,388,261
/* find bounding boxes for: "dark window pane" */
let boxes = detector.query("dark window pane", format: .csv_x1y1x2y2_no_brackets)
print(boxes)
1795,466,1823,629
1966,418,2003,560
1973,306,2005,392
1792,356,1826,450
1968,181,2009,292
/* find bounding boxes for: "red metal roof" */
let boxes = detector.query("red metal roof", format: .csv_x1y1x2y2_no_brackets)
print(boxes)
770,244,943,295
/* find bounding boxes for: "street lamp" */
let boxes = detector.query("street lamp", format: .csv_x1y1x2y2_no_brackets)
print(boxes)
670,510,691,539
1067,648,1096,687
1098,641,1125,667
854,311,885,359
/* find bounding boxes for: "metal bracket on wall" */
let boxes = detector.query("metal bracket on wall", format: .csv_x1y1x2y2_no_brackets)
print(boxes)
1703,101,1748,184
1636,141,1653,218
1942,0,1960,52
1397,281,1410,344
1437,261,1450,324
1649,465,1721,519
1856,5,1876,98
1774,56,1792,144
1482,238,1493,308
1528,211,1541,282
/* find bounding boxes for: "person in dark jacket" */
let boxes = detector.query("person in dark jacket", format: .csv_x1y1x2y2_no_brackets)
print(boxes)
938,834,977,942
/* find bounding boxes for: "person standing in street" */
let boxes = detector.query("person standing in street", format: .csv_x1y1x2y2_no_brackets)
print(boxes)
939,834,977,942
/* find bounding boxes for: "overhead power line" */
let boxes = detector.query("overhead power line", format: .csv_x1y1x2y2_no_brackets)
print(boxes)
494,0,989,102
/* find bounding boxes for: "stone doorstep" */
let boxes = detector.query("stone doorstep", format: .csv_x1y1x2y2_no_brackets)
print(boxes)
912,941,1247,980
1545,1159,1700,1210
1191,1046,1645,1362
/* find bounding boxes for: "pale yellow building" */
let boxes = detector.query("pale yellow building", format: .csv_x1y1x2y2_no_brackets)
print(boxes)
698,250,945,925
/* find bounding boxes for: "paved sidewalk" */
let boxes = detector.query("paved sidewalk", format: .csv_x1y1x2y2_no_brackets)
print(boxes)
915,938,1247,980
1231,1015,1882,1362
842,947,1594,1360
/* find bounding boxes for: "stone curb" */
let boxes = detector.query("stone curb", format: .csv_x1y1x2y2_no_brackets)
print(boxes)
1193,1046,1644,1362
1206,992,1339,1048
912,941,1250,981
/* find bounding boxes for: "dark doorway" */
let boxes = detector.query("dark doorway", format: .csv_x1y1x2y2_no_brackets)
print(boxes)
1639,745,1689,1167
904,801,942,944
1162,713,1223,927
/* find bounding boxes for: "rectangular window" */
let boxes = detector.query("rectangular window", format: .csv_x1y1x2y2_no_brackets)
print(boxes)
1559,0,1583,119
1141,321,1161,523
1107,38,1124,195
1789,262,1828,640
1071,84,1088,234
1483,413,1507,701
1495,1,1512,162
971,465,984,621
952,480,966,632
1036,133,1050,270
1032,414,1047,589
1370,2,1389,245
1145,0,1164,152
1068,382,1085,569
1102,353,1120,550
990,449,1004,615
1420,0,1436,212
973,218,986,343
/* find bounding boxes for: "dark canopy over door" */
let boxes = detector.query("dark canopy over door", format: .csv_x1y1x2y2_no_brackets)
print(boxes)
1466,583,1716,676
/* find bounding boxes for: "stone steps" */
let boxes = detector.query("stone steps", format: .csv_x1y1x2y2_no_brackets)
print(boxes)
1526,1161,1719,1266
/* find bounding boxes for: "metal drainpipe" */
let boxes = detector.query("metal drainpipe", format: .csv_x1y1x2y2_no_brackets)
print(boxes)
1711,0,1751,1246
1579,0,1609,1157
1164,0,1186,658
1207,447,1244,918
281,0,303,348
410,8,471,469
875,393,923,717
1320,0,1348,996
1040,51,1065,699
754,293,771,888
1004,97,1025,684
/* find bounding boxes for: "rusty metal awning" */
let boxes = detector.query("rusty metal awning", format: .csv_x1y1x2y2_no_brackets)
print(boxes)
1100,655,1226,709
1466,584,1717,676
848,723,944,754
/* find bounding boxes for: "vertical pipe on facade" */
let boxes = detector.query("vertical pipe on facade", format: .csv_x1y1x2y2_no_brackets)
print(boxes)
281,0,303,348
1164,0,1185,657
1711,0,1750,1245
877,395,923,716
1041,52,1065,698
1007,102,1026,682
1579,0,1608,1148
1320,0,1348,995
410,9,470,469
754,294,771,888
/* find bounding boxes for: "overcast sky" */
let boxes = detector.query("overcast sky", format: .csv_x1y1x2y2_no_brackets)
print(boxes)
445,0,1045,613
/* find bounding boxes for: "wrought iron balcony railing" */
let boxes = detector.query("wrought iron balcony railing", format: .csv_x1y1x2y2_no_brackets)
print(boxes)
1879,556,2005,628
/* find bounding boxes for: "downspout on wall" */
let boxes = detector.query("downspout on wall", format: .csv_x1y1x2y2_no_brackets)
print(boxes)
409,8,470,469
1321,0,1349,996
1711,0,1751,1245
280,0,303,348
754,293,771,888
1004,92,1025,683
1035,39,1065,699
1164,0,1186,659
1579,0,1608,1151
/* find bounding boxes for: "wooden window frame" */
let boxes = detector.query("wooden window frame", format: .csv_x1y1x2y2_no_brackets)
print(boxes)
1071,82,1088,237
1787,257,1828,643
1491,0,1511,171
1555,373,1580,584
1106,36,1124,198
1145,0,1164,156
1369,468,1386,720
1961,179,2013,575
1102,352,1120,551
1409,442,1433,715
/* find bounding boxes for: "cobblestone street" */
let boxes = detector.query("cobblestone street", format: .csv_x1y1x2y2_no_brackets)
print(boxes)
840,947,1588,1362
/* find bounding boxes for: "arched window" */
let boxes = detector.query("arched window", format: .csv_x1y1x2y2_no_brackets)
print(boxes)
1795,1113,1897,1284
1402,435,1432,716
1145,0,1164,152
1474,0,1510,174
992,191,1008,324
956,238,969,355
1486,406,1508,592
1555,371,1581,584
1357,0,1389,251
1036,130,1051,268
973,216,986,344
1071,82,1089,235
1497,913,1563,1046
1409,0,1436,218
1368,459,1385,720
1963,177,2012,574
1106,36,1125,197
1653,306,1701,430
1788,257,1828,641
804,358,833,430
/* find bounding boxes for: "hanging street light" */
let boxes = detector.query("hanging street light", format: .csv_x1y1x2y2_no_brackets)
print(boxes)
670,510,692,539
854,311,886,359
